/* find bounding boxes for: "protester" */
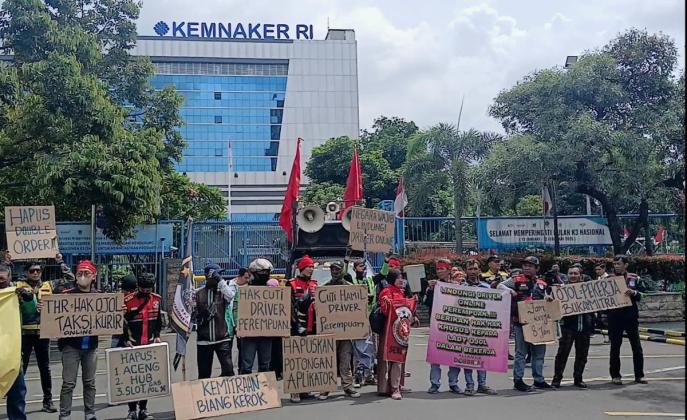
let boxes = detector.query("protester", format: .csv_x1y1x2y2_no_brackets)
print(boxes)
498,256,554,392
15,254,72,413
450,266,466,283
226,267,251,376
550,263,568,284
593,262,610,344
462,259,498,396
552,266,594,389
594,263,609,280
122,273,162,420
55,260,100,420
608,255,646,385
344,258,377,388
373,255,402,296
481,255,509,287
288,255,320,402
194,263,234,379
425,259,462,394
377,269,418,400
325,261,361,398
1,264,32,420
240,259,276,376
111,273,138,348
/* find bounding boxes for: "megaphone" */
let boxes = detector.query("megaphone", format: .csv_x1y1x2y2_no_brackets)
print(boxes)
341,207,353,231
296,206,325,233
326,201,340,214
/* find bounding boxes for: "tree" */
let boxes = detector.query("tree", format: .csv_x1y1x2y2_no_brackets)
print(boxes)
515,195,543,216
0,0,221,239
360,116,419,170
405,124,501,253
301,182,345,207
160,173,226,220
489,29,684,254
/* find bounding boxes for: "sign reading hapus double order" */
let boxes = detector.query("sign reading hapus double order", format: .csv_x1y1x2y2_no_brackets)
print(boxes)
282,335,337,394
40,293,124,339
172,372,281,419
315,285,369,339
348,207,395,253
236,286,291,337
4,206,58,259
517,300,562,344
106,343,170,404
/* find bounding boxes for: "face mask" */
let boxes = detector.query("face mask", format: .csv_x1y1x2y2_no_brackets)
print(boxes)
138,290,151,297
356,271,364,280
77,275,91,288
399,280,407,290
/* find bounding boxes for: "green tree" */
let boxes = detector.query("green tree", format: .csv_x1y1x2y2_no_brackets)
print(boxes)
301,182,345,207
405,124,501,253
360,116,419,170
515,195,543,216
0,0,221,239
489,29,684,254
160,173,226,220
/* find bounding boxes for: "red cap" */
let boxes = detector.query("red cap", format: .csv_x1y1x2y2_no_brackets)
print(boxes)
436,260,452,270
388,258,401,269
76,260,97,275
297,255,315,271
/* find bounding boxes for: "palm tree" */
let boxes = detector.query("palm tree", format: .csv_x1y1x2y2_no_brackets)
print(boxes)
405,123,501,254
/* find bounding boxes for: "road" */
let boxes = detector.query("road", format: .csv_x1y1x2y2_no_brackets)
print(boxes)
3,327,685,420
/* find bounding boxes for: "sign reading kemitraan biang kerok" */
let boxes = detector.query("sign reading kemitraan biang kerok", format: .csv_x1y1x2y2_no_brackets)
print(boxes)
4,206,59,259
348,207,395,253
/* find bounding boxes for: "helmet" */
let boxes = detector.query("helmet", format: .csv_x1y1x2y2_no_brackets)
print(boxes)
249,258,273,272
120,274,137,292
137,273,156,288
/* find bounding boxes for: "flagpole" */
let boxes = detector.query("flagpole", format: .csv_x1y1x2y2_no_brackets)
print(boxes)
227,140,233,220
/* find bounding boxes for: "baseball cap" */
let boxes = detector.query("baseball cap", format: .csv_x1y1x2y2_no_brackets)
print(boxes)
487,255,500,263
522,256,540,266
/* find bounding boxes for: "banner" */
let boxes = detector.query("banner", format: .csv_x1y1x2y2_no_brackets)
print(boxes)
106,343,170,404
0,287,21,396
4,206,58,259
57,223,173,255
382,297,417,363
40,293,124,339
315,285,369,339
348,207,395,253
426,284,511,372
517,300,562,344
477,216,612,249
553,276,632,316
171,372,280,419
282,335,337,394
236,286,291,337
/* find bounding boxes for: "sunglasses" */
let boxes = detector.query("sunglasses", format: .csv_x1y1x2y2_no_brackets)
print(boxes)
28,268,42,274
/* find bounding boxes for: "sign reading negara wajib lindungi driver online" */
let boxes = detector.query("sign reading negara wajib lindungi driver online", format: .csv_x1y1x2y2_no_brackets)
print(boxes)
152,21,315,40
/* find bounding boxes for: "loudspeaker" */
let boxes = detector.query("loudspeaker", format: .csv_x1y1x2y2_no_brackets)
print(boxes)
296,206,325,233
341,207,353,231
295,221,349,249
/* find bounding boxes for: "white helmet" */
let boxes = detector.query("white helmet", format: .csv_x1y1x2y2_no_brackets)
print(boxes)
249,258,273,272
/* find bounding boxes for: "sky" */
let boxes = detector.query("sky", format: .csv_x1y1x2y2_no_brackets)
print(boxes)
135,0,686,134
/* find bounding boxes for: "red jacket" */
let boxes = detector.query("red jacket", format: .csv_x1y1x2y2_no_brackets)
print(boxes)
123,291,162,345
379,285,406,316
289,277,318,334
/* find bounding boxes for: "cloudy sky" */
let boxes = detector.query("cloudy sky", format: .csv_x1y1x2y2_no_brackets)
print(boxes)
136,0,686,133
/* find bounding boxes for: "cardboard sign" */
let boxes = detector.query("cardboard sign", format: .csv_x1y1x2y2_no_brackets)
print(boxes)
40,293,124,339
517,300,562,344
426,284,511,372
348,207,395,253
553,277,632,316
106,343,170,404
315,285,369,339
404,264,426,293
236,286,291,337
4,206,58,259
171,372,280,419
282,335,337,394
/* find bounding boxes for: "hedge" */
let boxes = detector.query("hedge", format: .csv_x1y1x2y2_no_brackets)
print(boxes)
401,251,685,292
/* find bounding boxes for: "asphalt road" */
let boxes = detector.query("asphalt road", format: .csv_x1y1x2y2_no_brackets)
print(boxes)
3,327,685,420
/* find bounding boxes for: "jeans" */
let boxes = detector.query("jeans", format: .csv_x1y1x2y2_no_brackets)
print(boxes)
429,364,460,387
353,334,375,376
553,329,590,382
337,341,355,391
6,368,27,420
239,337,272,374
59,346,97,420
514,325,546,383
197,340,234,379
608,319,644,379
463,369,487,389
21,334,52,402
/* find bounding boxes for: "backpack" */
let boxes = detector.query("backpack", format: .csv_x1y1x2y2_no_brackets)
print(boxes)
369,303,386,334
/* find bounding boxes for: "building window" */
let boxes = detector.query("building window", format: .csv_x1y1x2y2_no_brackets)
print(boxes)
214,91,222,100
214,116,222,124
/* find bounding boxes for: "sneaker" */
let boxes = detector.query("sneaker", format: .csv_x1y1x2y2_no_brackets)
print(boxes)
611,377,623,385
344,388,361,398
42,400,57,413
126,412,138,420
318,392,329,401
464,387,476,396
427,384,440,394
364,375,377,386
634,377,648,384
533,381,552,389
514,380,533,392
477,386,497,395
448,385,462,394
551,380,561,389
391,389,402,400
290,394,301,403
508,353,514,361
138,411,154,420
574,381,588,389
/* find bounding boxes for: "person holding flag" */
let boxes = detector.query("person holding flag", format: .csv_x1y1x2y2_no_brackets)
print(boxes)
170,218,195,376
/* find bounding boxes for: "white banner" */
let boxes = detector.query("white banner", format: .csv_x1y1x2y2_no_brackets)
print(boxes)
477,217,612,249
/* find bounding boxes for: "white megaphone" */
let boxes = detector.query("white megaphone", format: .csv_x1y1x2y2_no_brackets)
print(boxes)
296,206,325,233
341,207,354,231
325,201,340,220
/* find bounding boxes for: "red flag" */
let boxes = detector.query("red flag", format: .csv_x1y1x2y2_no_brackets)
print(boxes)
654,225,665,244
342,144,363,210
279,138,302,242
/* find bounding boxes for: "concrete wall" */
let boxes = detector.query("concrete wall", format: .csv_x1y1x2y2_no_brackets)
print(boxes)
638,292,685,323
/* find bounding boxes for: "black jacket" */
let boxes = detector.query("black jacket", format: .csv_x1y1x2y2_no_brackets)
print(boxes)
560,313,596,334
607,273,643,323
